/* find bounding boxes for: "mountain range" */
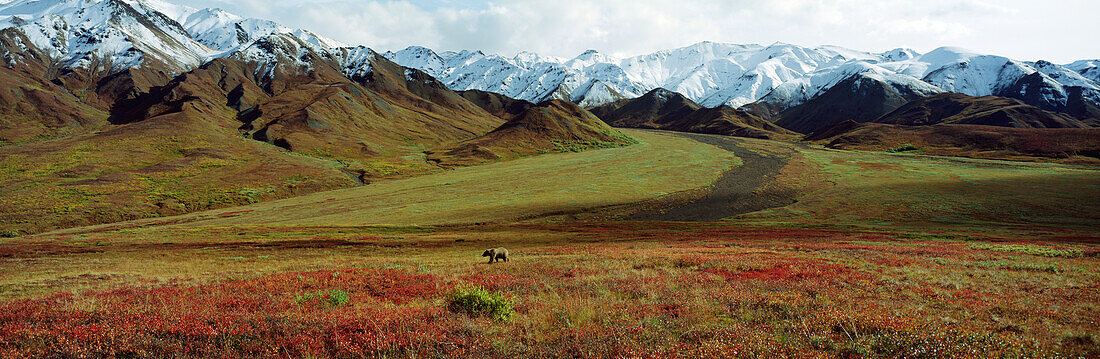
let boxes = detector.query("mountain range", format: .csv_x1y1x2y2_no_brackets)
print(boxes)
2,0,1097,132
0,0,1097,234
383,43,1100,123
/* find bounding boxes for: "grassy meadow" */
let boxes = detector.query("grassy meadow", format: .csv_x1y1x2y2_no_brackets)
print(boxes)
1,129,1098,357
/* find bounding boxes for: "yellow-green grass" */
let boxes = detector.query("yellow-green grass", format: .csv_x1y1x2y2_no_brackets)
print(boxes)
20,128,1098,241
0,125,355,235
48,129,739,231
736,141,1100,231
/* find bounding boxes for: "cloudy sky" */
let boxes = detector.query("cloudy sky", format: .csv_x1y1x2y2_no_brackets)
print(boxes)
174,0,1098,63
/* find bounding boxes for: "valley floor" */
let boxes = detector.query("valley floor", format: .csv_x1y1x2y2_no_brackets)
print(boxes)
1,130,1098,357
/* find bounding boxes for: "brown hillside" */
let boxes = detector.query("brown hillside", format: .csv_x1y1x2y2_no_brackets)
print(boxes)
112,35,503,178
458,89,535,120
0,29,107,143
0,34,507,234
0,28,189,144
811,122,1100,165
875,93,1088,128
429,100,637,167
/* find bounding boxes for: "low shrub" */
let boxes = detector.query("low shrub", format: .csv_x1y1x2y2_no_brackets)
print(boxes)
447,285,514,320
0,229,19,238
294,289,350,306
886,144,920,153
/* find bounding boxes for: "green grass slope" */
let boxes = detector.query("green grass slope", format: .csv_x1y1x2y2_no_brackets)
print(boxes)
37,129,1099,235
42,130,739,230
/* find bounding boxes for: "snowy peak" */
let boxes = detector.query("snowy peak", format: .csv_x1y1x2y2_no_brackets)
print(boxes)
917,46,981,66
512,50,563,68
881,48,918,62
1066,60,1100,83
382,46,445,77
337,46,377,81
571,79,627,108
124,0,196,19
228,33,323,78
0,0,211,72
756,62,943,113
0,0,349,77
180,6,344,54
1031,59,1099,89
566,49,616,69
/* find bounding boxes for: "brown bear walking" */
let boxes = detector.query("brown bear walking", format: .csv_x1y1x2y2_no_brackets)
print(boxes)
482,248,509,263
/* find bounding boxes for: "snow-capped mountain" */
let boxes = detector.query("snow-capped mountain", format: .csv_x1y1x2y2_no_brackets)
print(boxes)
0,0,211,72
754,61,945,112
1066,60,1100,84
0,0,344,77
384,42,1100,113
0,0,1096,121
179,7,343,55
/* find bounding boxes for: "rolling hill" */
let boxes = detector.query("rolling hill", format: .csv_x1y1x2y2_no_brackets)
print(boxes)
809,121,1100,164
428,100,637,167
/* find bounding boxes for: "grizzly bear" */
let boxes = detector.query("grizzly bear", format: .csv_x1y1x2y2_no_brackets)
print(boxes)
482,248,509,263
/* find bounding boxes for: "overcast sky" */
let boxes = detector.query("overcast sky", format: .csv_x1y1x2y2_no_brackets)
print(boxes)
174,0,1098,63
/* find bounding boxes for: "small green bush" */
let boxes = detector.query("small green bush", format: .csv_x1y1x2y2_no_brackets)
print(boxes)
294,289,350,307
447,285,514,320
886,144,920,153
0,229,19,238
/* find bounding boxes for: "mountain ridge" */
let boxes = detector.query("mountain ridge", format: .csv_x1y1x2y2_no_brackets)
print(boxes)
384,42,1100,118
2,0,1096,124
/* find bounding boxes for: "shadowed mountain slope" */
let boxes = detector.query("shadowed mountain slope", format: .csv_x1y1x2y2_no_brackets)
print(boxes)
874,93,1088,128
590,88,798,140
458,89,535,120
775,74,930,134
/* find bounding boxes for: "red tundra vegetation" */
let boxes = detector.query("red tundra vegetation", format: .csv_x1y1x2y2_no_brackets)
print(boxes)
1,223,1097,357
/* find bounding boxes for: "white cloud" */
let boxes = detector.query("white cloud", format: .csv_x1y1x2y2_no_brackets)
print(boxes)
175,0,1098,63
